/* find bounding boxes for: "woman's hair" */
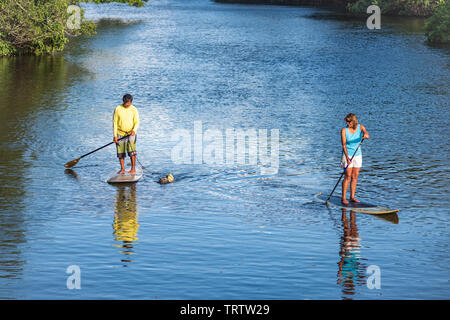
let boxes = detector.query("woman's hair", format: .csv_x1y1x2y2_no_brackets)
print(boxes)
123,94,133,103
345,113,357,122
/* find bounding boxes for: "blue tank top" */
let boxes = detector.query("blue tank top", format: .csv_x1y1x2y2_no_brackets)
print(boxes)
344,124,362,157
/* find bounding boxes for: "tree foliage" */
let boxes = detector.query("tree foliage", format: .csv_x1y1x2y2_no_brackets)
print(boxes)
83,0,147,7
0,0,148,56
346,0,445,16
346,0,449,43
425,0,450,43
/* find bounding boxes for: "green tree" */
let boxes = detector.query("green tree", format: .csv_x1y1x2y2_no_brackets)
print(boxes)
425,0,450,43
347,0,444,16
0,0,148,56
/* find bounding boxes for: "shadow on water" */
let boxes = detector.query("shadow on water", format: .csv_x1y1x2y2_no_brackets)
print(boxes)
305,10,426,33
0,54,88,296
0,152,27,299
63,18,144,59
112,184,140,266
373,212,399,224
0,55,86,142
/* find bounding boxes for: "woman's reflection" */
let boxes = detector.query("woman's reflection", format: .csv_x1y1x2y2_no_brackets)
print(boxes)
112,184,139,265
336,208,366,299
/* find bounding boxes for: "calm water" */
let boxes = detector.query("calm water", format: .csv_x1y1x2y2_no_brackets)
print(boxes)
0,0,449,300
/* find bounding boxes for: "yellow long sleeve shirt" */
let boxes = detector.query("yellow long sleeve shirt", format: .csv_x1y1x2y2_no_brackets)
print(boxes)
113,104,140,137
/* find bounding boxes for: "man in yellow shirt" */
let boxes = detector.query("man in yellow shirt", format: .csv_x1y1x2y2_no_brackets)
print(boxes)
113,94,140,174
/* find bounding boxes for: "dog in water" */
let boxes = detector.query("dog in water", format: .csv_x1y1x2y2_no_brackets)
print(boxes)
158,173,174,184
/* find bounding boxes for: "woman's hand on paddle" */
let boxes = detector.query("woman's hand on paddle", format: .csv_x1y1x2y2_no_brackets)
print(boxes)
113,136,118,143
361,124,370,140
130,131,136,136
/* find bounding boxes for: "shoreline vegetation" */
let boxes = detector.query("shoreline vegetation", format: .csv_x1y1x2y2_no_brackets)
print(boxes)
0,0,148,56
0,0,448,56
215,0,449,44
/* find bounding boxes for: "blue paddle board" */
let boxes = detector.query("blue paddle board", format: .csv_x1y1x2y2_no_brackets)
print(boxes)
316,193,399,214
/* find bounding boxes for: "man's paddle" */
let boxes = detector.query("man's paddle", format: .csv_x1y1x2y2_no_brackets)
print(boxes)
64,135,130,168
325,138,364,203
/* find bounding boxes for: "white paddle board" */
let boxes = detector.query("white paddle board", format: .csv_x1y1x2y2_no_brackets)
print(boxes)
107,168,143,184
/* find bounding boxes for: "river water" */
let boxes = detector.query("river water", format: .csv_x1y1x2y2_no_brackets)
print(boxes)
0,0,448,300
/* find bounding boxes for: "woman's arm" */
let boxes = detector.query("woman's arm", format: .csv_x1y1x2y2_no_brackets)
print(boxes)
360,124,370,139
341,128,350,162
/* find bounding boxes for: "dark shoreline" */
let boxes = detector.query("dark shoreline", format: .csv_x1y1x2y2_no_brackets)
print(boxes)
213,0,439,17
213,0,450,45
214,0,339,7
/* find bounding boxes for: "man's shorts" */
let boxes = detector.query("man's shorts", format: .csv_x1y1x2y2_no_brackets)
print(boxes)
116,134,137,158
341,154,362,169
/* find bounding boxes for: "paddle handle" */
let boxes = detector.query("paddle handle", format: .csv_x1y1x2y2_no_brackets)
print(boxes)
326,138,364,202
78,135,130,160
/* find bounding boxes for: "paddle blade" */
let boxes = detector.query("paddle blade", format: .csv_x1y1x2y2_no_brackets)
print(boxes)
64,158,80,168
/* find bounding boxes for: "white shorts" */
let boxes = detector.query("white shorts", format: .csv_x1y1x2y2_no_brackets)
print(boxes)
341,154,362,169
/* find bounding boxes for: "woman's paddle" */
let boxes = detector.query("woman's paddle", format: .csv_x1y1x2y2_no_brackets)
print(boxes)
64,135,130,168
325,138,364,203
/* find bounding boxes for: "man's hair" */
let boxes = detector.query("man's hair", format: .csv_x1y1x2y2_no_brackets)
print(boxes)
123,94,133,103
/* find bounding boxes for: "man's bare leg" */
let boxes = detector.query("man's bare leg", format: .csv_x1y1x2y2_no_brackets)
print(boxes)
128,155,136,174
118,157,125,174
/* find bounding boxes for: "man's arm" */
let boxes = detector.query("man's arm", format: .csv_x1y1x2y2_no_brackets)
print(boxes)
113,107,119,142
131,108,140,135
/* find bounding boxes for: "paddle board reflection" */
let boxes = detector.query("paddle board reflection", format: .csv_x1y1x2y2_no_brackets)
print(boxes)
336,208,367,299
112,184,139,264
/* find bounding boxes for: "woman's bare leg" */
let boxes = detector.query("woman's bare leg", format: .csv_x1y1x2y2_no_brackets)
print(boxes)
350,167,360,202
342,168,352,204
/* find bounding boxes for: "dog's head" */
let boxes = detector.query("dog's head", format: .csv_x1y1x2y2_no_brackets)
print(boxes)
158,173,174,184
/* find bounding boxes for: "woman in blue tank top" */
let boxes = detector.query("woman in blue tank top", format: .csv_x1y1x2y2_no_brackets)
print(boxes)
341,114,370,204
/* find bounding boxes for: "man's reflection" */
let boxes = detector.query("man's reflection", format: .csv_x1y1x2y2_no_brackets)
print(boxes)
112,184,139,265
336,208,366,299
